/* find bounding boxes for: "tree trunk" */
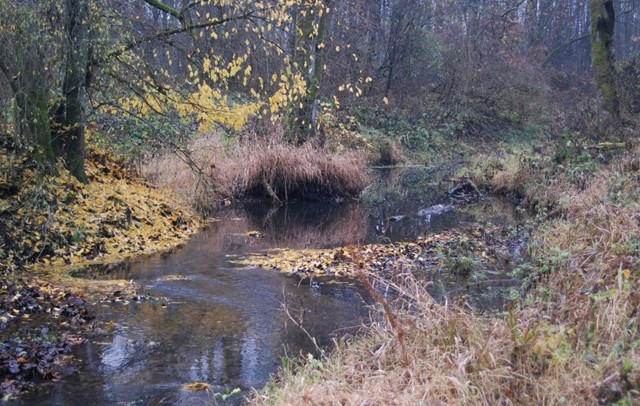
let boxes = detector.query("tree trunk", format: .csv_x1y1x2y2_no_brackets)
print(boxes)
14,74,55,164
285,1,329,144
4,12,56,166
590,0,620,117
52,0,90,182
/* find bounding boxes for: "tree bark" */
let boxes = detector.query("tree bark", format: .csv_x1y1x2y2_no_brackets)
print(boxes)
590,0,620,117
14,65,55,164
2,9,56,166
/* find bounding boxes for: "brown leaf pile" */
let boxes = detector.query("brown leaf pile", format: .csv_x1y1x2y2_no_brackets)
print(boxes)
0,279,93,396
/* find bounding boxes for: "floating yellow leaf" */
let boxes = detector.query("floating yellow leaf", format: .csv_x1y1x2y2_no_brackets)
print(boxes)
183,382,211,392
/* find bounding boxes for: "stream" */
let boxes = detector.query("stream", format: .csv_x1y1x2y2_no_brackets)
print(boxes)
19,167,526,405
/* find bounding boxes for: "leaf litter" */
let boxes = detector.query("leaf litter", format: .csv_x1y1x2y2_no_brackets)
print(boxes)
1,146,202,274
0,279,93,397
232,225,528,280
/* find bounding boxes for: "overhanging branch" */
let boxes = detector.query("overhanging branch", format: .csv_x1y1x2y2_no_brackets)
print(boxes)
97,9,257,65
542,33,589,67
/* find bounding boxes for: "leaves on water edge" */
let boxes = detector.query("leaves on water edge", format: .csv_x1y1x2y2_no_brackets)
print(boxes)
158,274,192,282
0,146,203,396
245,230,264,238
0,279,94,396
231,227,522,280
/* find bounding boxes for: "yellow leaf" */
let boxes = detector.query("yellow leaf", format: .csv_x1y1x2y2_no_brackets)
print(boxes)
183,382,211,392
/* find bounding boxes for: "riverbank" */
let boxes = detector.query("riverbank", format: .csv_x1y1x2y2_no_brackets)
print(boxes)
1,145,202,397
250,135,640,404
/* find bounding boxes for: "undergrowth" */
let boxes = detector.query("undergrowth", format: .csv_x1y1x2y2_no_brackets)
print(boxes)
252,273,603,405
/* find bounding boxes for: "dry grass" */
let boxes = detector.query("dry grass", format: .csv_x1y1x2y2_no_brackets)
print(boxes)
220,138,367,202
252,273,605,405
142,130,368,208
142,136,224,210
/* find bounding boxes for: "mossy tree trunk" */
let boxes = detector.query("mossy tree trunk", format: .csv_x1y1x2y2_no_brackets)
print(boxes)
590,0,620,117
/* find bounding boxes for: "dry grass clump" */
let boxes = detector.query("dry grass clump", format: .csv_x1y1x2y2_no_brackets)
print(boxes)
463,144,609,214
458,152,531,198
251,274,602,405
142,131,368,208
369,138,406,166
220,139,367,202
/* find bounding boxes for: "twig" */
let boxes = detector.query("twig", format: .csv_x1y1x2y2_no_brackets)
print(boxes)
281,286,324,356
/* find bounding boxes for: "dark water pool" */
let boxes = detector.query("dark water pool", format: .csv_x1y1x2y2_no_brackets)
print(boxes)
18,167,526,405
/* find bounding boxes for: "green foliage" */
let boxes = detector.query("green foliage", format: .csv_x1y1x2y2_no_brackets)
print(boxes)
537,248,572,275
214,387,242,401
70,228,86,245
61,191,77,204
350,107,450,163
439,251,480,275
508,262,535,279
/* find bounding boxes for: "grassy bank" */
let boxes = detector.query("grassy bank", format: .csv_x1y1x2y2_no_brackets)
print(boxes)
250,133,640,405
